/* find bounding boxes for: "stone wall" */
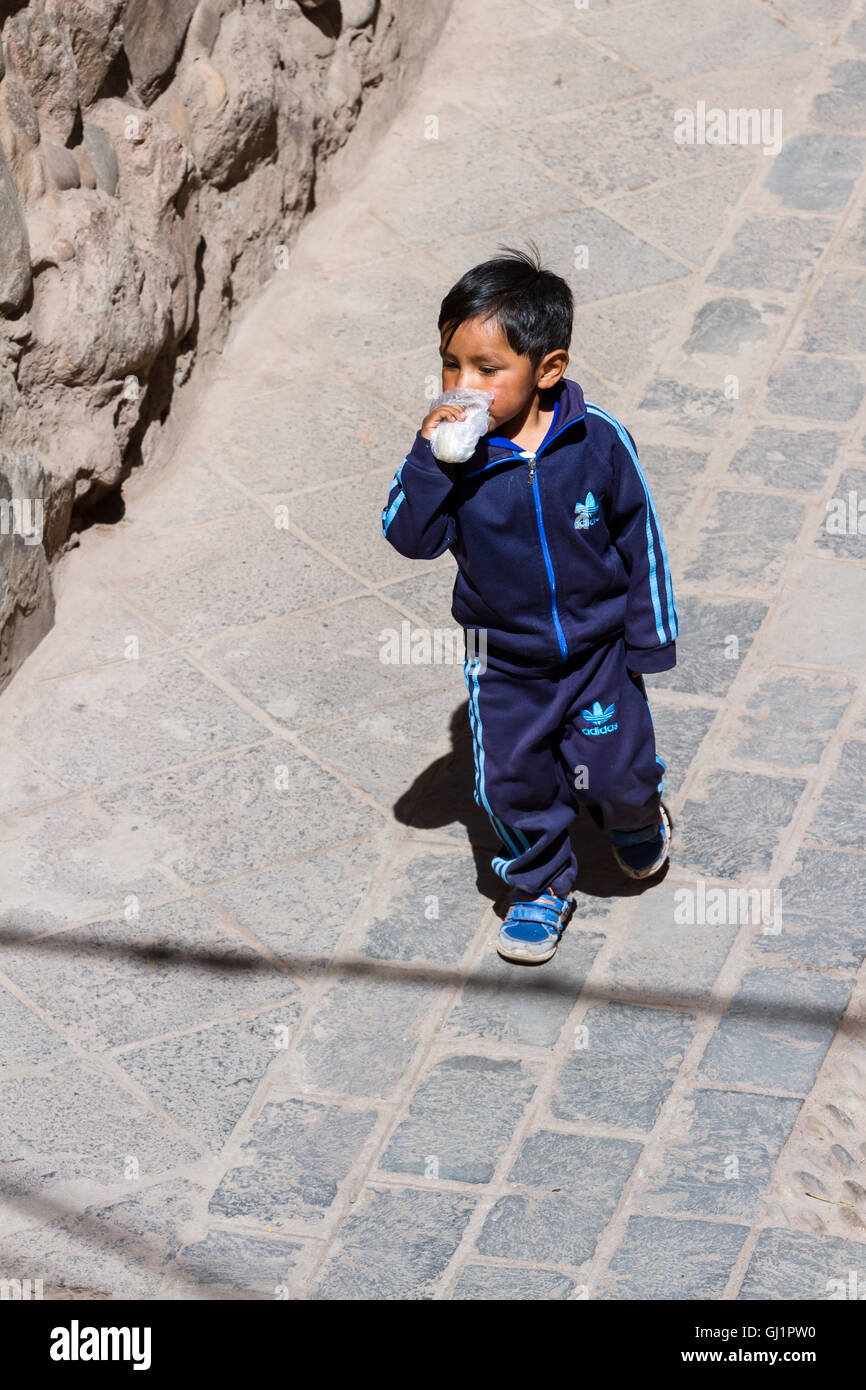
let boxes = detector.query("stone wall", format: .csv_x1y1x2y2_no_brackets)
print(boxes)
0,0,449,689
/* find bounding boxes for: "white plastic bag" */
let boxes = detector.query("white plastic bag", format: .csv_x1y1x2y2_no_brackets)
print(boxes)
429,387,494,463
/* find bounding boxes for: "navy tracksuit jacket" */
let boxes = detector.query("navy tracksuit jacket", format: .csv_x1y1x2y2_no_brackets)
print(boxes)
381,376,679,898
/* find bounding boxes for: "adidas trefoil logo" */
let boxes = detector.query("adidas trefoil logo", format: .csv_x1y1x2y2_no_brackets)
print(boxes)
580,700,618,736
574,491,601,529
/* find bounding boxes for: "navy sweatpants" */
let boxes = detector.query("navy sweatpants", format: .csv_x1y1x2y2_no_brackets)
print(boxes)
463,636,664,899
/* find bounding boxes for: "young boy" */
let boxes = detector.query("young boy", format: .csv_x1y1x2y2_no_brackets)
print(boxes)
381,246,678,965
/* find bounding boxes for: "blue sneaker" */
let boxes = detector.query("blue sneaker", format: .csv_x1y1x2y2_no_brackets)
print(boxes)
497,885,575,964
611,804,671,880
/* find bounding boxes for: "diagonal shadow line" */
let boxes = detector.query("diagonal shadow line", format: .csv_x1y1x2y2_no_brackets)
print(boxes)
0,922,861,1034
0,1172,296,1300
0,1173,184,1296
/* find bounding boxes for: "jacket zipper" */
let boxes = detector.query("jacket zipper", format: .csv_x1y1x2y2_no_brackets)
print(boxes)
517,443,568,663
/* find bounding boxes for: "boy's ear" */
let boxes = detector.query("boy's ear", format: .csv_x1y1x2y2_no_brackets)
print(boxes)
537,349,569,389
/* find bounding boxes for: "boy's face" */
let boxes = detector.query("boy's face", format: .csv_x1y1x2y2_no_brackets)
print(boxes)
439,314,567,431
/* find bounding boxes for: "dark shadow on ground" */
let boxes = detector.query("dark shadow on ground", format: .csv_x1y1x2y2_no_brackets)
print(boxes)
392,700,669,920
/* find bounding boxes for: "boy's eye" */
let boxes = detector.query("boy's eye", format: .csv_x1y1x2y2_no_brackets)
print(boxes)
479,367,499,375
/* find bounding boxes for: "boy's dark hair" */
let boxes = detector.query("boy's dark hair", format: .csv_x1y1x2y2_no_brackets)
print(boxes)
438,242,573,371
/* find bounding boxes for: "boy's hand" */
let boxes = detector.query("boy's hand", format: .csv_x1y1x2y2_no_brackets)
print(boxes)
421,403,467,441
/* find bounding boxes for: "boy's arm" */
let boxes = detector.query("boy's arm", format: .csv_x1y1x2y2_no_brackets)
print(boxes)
381,430,458,559
605,423,678,673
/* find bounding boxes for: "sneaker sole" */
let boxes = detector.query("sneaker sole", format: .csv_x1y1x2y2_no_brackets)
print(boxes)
613,804,672,880
496,937,560,964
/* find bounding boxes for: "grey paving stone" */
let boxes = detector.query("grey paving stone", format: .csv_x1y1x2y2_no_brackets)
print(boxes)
447,26,648,128
816,467,866,559
9,1178,208,1296
379,1055,539,1184
428,208,689,308
95,742,381,885
551,1002,697,1130
753,849,866,972
0,1059,199,1197
207,841,382,979
727,425,843,491
312,1186,476,1300
0,897,297,1052
360,846,483,966
739,1226,866,1299
572,366,628,422
764,133,865,212
209,1097,378,1229
800,271,866,356
683,298,775,358
602,880,740,1002
766,353,865,422
648,595,768,698
848,14,866,50
342,341,440,424
811,60,866,130
290,974,443,1098
118,1007,304,1153
509,95,725,203
581,0,806,81
638,444,710,526
638,1089,802,1219
766,0,849,34
295,253,447,365
684,491,805,590
649,700,717,800
698,968,850,1093
731,670,853,766
451,1264,574,1300
676,770,806,878
570,282,693,388
0,985,73,1072
23,590,171,680
638,377,736,435
281,466,452,585
761,553,866,669
477,1131,642,1265
596,1215,748,1300
299,682,464,810
197,374,404,493
120,460,253,539
6,653,267,789
0,739,66,814
0,1216,168,1298
708,215,836,293
837,198,866,268
606,165,753,265
442,930,605,1048
172,1229,303,1296
89,1177,203,1247
360,128,574,248
803,741,866,850
0,801,179,939
378,567,456,632
110,510,361,643
196,594,455,732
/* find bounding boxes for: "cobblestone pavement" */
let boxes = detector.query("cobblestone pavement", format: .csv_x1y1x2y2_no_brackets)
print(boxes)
2,0,866,1300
